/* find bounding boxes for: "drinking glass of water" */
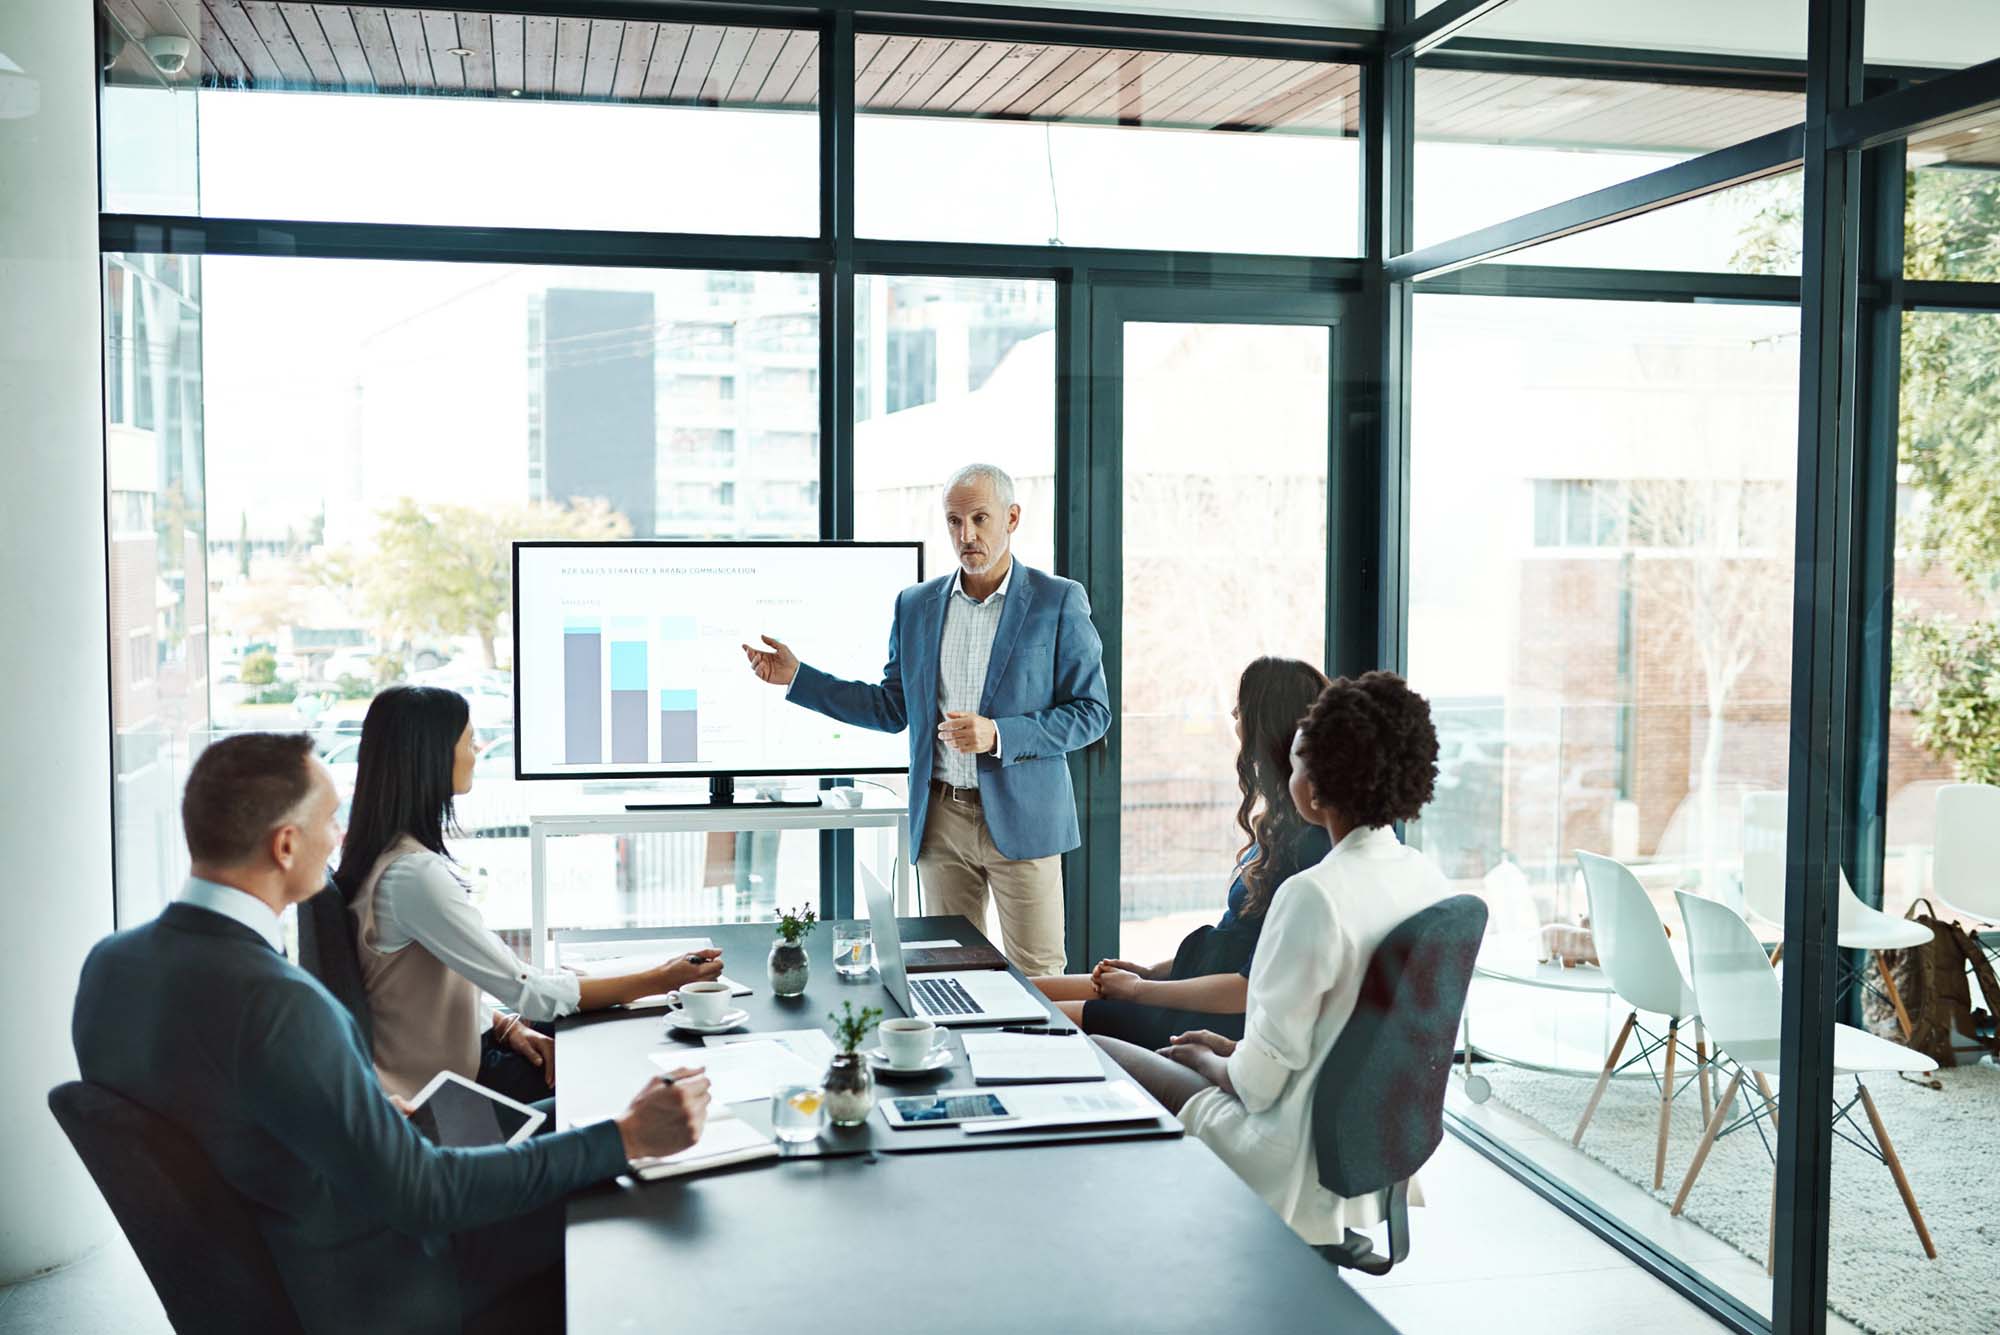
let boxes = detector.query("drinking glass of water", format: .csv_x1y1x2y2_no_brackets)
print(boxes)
771,1084,826,1145
831,920,875,978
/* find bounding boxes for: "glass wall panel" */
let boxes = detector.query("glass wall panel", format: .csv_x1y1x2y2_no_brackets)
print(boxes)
1866,1,2000,70
1904,109,2000,281
1453,171,1805,275
104,252,209,927
853,274,1059,576
99,5,819,233
1411,292,1800,1321
1859,307,1999,1332
1414,64,1803,251
1118,322,1328,963
856,37,1361,255
104,253,821,934
1453,0,1806,63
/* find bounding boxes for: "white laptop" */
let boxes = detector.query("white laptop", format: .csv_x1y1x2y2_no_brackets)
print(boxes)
861,864,1049,1025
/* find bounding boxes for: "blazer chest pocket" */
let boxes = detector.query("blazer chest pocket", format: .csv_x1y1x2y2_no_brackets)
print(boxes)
997,639,1054,702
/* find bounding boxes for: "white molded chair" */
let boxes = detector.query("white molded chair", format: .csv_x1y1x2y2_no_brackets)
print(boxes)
1572,852,1713,1189
1935,783,2000,932
1672,891,1938,1265
1740,791,1933,1041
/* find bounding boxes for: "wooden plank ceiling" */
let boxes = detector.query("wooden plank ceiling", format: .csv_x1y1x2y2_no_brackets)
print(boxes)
96,1,1847,157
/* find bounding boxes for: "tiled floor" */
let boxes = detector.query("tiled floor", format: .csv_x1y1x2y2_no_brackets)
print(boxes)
0,1132,1721,1334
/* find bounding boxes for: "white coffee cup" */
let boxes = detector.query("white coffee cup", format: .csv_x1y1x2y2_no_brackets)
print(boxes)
878,1016,947,1068
676,979,734,1025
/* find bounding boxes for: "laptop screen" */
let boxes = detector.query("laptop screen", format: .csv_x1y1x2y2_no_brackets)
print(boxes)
860,863,914,1017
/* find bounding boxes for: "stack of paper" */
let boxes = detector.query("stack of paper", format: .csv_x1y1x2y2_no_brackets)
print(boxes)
628,1106,779,1180
960,1033,1105,1085
704,1028,837,1069
649,1039,820,1105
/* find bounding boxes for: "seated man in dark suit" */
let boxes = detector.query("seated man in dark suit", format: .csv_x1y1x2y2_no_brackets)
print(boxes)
72,732,711,1334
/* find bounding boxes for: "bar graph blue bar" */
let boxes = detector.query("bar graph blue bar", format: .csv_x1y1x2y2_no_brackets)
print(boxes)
610,638,648,763
659,689,698,763
562,617,601,764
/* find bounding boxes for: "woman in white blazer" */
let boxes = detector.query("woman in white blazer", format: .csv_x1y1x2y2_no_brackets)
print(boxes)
1097,670,1448,1244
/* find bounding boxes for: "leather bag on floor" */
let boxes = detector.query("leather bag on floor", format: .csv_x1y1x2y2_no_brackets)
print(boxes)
1866,898,2000,1066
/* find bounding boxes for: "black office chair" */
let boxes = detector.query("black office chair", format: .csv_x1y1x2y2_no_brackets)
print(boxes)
1311,893,1488,1276
48,1081,303,1334
297,870,374,1050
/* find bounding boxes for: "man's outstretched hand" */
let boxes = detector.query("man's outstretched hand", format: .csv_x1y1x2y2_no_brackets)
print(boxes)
741,635,799,687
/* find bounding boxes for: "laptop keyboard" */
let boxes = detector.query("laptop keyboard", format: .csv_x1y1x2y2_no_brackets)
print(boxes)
911,975,982,1016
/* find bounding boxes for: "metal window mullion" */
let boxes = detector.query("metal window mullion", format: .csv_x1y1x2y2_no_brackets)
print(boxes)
1773,1,1864,1331
817,8,856,919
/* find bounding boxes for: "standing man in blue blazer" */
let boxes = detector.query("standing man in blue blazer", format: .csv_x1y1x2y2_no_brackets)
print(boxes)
742,463,1109,975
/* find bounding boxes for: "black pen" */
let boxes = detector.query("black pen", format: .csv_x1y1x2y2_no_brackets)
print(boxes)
997,1026,1077,1036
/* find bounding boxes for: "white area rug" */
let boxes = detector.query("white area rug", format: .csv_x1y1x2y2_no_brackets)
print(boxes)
1481,1059,2000,1334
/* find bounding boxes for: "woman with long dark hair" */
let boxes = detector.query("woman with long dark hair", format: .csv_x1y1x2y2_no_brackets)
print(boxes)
337,685,724,1103
1033,656,1332,1049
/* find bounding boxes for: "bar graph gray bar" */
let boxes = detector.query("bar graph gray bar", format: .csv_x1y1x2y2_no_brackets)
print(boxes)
611,691,648,764
563,631,601,764
660,709,697,763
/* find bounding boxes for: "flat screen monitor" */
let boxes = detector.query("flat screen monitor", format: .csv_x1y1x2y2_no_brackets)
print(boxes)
512,541,922,781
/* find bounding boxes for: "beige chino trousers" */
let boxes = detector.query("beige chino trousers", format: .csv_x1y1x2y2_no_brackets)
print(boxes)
916,787,1066,977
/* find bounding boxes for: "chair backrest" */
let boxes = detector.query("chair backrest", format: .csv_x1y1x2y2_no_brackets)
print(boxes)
1313,894,1487,1200
296,872,373,1050
1935,782,2000,920
1674,891,1781,1064
48,1081,302,1334
1740,791,1789,926
1575,851,1694,1018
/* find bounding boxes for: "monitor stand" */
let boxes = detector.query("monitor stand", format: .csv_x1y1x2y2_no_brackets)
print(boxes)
625,775,823,811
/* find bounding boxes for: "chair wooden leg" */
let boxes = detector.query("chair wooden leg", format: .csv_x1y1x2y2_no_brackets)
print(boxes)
1574,1011,1638,1147
1673,1070,1743,1215
1769,943,1784,967
1875,954,1916,1043
1695,1022,1713,1126
1654,1019,1679,1190
1754,1071,1778,1131
1858,1081,1937,1259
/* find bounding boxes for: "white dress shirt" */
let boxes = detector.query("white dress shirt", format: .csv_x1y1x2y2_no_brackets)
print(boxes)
934,559,1012,787
179,875,285,952
368,851,582,1021
1178,824,1451,1244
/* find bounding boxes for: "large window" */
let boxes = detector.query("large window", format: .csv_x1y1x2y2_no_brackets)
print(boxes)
855,37,1361,255
104,252,822,935
1117,321,1329,963
1410,292,1801,1320
99,6,820,233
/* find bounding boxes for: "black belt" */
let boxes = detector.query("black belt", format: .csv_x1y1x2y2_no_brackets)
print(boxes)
931,777,980,803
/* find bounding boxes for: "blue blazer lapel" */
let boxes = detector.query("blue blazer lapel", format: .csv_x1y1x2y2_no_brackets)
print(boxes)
979,567,1036,713
911,577,952,729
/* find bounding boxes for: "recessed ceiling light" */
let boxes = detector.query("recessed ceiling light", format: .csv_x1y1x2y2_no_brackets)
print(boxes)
448,46,473,57
508,88,523,97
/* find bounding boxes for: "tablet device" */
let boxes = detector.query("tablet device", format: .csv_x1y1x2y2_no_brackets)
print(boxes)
879,1090,1015,1129
406,1070,545,1147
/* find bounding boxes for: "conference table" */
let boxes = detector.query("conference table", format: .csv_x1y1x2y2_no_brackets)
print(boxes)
556,916,1397,1334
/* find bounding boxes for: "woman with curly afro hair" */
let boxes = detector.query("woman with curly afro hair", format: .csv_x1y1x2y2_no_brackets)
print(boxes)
1094,671,1451,1244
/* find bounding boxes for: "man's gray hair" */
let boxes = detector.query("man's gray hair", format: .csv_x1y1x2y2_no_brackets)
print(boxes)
944,462,1016,508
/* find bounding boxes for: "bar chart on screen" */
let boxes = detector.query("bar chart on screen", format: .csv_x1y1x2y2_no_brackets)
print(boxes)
518,543,920,778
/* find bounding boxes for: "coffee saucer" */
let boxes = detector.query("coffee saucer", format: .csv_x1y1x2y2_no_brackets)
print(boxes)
864,1046,952,1076
665,1008,749,1035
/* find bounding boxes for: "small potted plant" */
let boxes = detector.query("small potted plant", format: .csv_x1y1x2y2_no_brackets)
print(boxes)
768,902,817,997
824,1000,882,1125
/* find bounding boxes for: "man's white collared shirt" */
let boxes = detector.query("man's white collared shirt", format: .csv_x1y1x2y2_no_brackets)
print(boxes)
935,560,1013,788
178,875,286,953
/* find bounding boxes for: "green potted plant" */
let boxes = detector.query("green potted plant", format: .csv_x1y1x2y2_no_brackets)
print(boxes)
824,1001,882,1125
768,902,817,997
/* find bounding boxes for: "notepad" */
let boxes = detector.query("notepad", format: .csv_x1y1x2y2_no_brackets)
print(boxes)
630,1108,780,1180
650,1039,819,1105
961,1081,1156,1133
960,1032,1106,1085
